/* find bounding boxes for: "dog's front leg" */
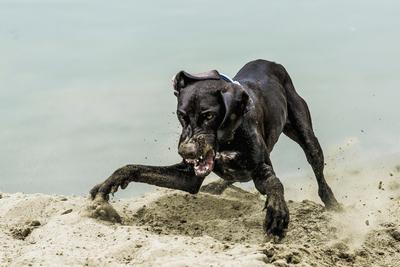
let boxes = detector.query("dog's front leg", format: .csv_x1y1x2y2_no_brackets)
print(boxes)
253,163,290,239
89,161,202,200
87,161,204,222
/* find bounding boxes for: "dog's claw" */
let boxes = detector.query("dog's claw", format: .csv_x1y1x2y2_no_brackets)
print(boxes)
110,185,118,196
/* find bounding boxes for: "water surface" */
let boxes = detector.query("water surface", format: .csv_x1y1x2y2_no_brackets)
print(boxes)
1,1,399,199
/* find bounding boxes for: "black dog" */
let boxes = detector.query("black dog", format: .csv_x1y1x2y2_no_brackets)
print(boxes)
89,59,340,237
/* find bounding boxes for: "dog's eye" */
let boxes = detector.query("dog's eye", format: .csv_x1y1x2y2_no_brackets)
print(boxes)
177,111,185,120
177,112,187,125
205,114,213,120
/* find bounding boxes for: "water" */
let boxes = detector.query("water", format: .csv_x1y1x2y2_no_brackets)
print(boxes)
1,1,399,200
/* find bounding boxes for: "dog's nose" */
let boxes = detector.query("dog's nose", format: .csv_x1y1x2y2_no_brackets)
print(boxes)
178,142,198,159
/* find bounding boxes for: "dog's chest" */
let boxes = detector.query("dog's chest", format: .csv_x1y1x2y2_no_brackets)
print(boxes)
213,151,253,182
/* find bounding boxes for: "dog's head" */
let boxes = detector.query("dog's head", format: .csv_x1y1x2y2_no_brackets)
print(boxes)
172,70,254,177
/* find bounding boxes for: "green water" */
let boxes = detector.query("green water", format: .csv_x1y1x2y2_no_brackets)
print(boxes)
1,1,399,199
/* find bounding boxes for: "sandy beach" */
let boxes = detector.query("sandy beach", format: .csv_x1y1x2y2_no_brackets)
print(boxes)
2,1,400,266
1,158,400,267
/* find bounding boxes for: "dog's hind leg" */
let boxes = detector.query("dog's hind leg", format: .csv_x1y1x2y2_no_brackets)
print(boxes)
282,78,341,211
200,179,234,195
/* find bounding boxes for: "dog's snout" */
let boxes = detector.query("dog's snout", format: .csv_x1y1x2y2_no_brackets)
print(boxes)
178,142,198,159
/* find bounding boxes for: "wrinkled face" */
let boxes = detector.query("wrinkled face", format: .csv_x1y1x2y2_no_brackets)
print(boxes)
172,70,253,177
176,81,224,177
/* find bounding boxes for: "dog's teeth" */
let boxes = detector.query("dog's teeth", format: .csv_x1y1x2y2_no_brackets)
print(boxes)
200,156,203,160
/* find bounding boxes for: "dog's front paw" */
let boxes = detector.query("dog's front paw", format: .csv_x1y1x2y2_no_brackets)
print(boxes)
87,175,130,224
88,175,130,201
86,194,122,223
263,194,289,239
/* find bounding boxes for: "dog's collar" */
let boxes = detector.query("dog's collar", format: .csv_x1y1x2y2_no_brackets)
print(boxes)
219,73,241,85
220,73,255,113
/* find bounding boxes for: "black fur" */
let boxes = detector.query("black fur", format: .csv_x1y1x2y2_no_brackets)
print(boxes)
89,59,340,237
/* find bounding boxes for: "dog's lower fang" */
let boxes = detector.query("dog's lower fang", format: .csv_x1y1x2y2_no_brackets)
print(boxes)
185,149,214,177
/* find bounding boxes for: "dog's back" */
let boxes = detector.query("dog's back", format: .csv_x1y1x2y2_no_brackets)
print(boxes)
233,59,291,151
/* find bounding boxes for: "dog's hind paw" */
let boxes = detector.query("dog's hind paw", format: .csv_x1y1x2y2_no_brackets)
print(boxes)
319,187,343,212
200,179,233,195
325,200,344,212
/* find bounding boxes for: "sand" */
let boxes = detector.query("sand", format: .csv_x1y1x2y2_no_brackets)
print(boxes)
1,144,400,266
1,163,400,267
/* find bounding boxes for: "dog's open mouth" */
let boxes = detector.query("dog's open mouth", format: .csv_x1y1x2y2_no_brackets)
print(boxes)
185,149,215,177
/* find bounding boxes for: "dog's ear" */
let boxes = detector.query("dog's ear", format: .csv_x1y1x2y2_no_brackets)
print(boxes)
217,84,254,143
171,70,220,97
